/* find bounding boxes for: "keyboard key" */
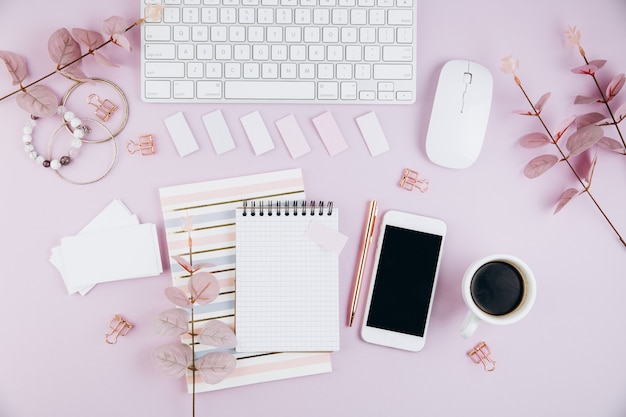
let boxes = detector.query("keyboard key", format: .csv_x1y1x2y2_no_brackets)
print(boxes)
145,62,185,77
373,64,412,79
145,81,171,99
382,45,412,62
225,81,315,99
145,25,171,41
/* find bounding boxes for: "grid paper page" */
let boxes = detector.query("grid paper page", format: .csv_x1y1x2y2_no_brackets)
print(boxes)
235,206,340,352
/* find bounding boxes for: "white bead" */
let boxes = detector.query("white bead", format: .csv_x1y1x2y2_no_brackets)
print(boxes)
28,118,37,127
22,134,32,143
28,151,38,159
57,106,67,115
71,138,82,148
50,159,61,170
36,156,45,165
70,117,82,128
68,147,80,158
23,126,33,135
24,144,33,152
64,111,75,122
73,128,85,139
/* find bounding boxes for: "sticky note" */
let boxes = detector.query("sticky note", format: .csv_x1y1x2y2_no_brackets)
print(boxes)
202,110,236,155
312,111,348,156
356,111,390,156
163,112,199,156
304,220,348,255
275,114,311,159
240,111,275,155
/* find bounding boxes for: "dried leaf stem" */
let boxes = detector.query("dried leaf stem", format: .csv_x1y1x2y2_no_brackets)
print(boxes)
516,80,626,246
0,19,141,102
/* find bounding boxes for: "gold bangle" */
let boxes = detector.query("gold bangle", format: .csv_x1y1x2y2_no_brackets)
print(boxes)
62,77,129,143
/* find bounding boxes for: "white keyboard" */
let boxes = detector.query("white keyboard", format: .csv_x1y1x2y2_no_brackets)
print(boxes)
141,0,417,103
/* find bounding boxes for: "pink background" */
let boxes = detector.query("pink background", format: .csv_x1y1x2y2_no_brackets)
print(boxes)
2,0,626,416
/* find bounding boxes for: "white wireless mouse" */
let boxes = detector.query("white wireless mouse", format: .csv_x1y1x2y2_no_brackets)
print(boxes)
425,60,493,169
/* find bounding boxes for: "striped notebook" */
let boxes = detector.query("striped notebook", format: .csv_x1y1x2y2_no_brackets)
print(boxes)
159,168,332,393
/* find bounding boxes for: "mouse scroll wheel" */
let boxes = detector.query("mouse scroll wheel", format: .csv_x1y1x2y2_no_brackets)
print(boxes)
463,72,472,84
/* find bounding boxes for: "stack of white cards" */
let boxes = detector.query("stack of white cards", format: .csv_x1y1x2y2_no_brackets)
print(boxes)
50,199,163,295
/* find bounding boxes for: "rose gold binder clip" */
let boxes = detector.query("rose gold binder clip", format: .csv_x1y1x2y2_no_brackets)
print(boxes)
105,314,133,344
399,168,429,192
87,93,118,122
127,134,156,156
468,341,496,372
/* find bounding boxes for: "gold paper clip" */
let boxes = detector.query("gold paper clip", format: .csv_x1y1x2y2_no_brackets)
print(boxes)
399,168,429,192
87,93,118,122
127,134,156,156
468,341,496,372
105,314,133,344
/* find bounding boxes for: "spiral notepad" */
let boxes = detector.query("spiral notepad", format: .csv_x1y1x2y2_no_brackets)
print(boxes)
235,200,340,352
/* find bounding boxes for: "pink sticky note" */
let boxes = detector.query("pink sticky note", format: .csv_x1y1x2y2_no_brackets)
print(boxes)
304,220,348,255
275,114,311,159
312,111,348,156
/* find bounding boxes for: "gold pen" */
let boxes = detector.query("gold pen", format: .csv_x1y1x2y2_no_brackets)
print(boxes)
348,200,378,327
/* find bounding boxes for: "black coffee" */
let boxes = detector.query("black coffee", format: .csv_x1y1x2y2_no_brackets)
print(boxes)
470,261,524,316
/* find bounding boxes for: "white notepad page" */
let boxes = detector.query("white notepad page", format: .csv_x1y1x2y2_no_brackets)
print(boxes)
235,203,340,352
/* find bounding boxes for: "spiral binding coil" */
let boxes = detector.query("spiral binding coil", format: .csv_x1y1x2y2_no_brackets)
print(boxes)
242,200,334,216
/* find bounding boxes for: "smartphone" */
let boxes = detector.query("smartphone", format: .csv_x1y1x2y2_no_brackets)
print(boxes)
361,210,446,352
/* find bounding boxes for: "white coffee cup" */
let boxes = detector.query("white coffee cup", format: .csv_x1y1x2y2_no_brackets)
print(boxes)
460,254,536,338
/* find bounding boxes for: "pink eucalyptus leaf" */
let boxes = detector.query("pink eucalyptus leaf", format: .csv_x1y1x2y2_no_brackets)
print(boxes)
16,84,58,117
534,92,551,113
71,28,104,51
585,151,599,183
589,59,607,70
152,343,193,378
154,308,190,336
112,34,132,52
172,255,194,274
597,137,625,153
571,64,598,75
93,51,119,68
197,321,237,349
565,125,604,157
574,95,600,105
165,286,192,308
60,64,90,82
554,188,580,214
523,154,559,179
103,16,127,36
519,132,550,148
195,351,236,384
189,272,220,305
576,112,606,129
0,50,28,85
606,73,625,101
555,115,577,140
48,28,82,68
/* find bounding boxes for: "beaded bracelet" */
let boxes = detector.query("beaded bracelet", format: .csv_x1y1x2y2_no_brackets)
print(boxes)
22,106,88,170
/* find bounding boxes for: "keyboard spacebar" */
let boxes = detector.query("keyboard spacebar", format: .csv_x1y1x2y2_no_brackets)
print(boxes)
225,81,315,100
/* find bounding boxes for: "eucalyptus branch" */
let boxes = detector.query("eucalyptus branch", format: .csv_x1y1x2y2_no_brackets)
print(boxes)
0,20,140,103
502,56,626,248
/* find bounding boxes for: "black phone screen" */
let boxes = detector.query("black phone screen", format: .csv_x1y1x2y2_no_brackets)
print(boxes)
366,225,443,337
